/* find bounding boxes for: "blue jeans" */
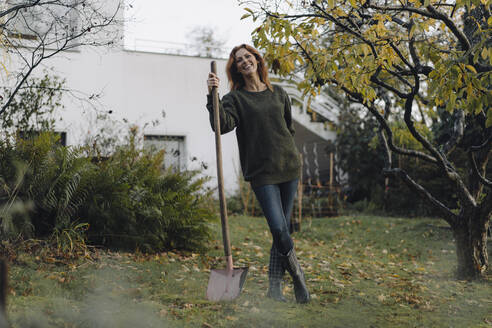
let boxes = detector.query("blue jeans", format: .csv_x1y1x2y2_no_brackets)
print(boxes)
252,179,298,255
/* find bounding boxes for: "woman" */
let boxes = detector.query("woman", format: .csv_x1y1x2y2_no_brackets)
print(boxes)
206,44,310,304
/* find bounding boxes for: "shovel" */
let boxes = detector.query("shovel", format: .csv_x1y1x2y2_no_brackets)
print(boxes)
206,61,248,302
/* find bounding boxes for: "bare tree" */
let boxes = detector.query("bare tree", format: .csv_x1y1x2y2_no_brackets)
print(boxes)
186,25,227,58
0,0,125,118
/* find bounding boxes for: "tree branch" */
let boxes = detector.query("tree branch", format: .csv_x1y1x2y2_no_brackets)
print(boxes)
386,69,414,88
0,0,42,19
469,152,492,188
470,136,491,152
378,91,393,169
441,109,465,156
384,167,459,225
335,82,439,163
400,70,477,208
0,0,122,118
402,71,445,166
480,193,492,224
389,42,414,70
425,5,471,51
310,2,379,58
370,67,411,98
365,4,471,51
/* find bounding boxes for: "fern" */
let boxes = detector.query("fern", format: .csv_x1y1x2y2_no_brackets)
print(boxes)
4,133,93,237
1,130,216,253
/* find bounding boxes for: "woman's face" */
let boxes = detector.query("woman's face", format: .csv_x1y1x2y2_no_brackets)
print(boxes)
235,48,258,77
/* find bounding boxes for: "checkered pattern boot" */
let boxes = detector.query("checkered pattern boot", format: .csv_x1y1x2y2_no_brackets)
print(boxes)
282,248,310,304
267,245,287,302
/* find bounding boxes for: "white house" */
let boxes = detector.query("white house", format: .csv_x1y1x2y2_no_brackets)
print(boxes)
2,1,340,194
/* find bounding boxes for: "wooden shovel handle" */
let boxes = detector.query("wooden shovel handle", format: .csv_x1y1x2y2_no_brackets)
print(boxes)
210,61,233,270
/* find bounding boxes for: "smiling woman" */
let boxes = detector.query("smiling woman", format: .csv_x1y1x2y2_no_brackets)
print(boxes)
225,44,273,92
204,44,310,304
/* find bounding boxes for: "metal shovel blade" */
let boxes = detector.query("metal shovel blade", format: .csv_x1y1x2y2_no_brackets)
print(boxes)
206,267,249,301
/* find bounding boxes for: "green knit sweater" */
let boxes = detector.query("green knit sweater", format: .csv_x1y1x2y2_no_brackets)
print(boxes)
206,84,301,187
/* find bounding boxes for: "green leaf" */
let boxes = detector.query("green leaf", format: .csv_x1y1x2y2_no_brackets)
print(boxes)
446,93,457,112
465,65,477,74
486,108,492,127
481,47,488,60
409,24,416,39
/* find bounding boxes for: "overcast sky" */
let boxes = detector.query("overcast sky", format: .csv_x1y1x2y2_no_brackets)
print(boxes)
124,0,259,54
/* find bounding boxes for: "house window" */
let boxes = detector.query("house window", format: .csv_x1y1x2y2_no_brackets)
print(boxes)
144,135,186,171
6,0,79,41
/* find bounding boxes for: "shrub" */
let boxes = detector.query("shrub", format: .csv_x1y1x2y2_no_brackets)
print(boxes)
226,174,262,216
0,133,87,239
0,131,216,253
81,131,216,253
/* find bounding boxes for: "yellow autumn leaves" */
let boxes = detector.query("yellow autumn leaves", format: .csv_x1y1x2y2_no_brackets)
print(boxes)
247,0,491,125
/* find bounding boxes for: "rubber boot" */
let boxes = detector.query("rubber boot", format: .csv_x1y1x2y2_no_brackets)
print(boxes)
267,279,287,302
283,248,310,304
267,245,287,302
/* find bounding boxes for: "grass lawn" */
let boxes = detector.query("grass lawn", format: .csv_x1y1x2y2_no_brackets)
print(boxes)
6,215,492,328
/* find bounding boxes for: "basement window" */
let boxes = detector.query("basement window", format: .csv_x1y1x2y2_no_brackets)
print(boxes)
144,135,186,171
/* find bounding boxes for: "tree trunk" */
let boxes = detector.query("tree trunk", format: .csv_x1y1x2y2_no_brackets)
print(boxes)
453,215,489,280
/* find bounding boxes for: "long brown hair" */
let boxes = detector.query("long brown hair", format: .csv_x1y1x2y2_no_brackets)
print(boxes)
226,44,273,92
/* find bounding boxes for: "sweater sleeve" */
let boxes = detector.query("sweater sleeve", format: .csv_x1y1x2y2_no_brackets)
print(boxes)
206,93,239,134
282,88,295,136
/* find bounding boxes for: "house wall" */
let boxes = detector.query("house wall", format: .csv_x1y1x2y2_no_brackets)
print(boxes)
8,46,240,194
2,1,339,195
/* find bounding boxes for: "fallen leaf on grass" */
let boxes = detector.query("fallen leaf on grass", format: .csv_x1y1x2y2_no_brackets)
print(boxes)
357,269,370,279
334,282,345,289
308,276,323,282
337,262,353,270
45,257,56,263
